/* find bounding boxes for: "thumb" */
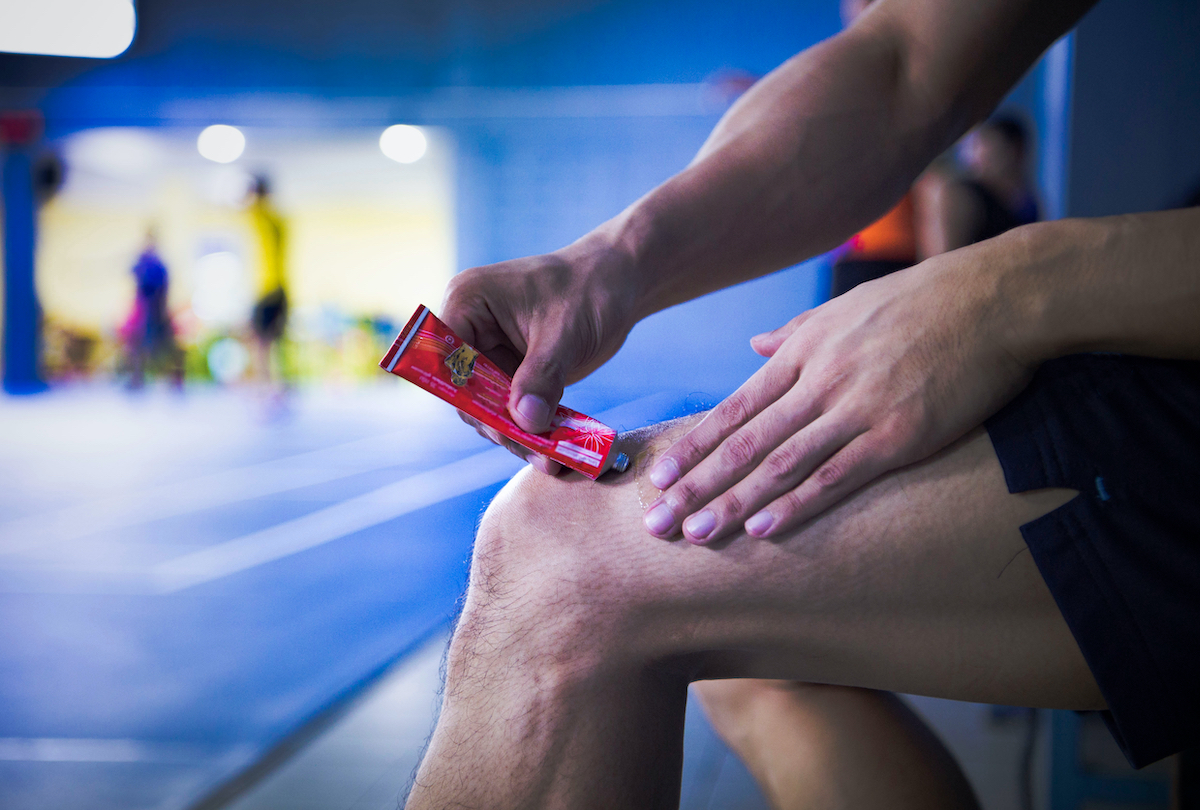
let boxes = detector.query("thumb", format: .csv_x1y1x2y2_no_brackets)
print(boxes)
750,311,812,357
508,343,568,434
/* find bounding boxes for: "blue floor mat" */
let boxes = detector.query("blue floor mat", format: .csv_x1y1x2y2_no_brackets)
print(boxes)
0,486,499,810
0,387,695,810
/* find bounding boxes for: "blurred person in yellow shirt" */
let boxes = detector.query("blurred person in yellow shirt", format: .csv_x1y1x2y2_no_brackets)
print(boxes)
248,175,289,391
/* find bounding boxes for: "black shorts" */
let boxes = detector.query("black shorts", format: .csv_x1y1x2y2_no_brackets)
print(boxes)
252,289,288,341
986,354,1200,768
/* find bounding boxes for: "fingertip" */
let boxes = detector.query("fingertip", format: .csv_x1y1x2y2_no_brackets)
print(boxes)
643,502,675,537
682,509,716,542
647,457,680,489
440,312,475,348
749,332,779,357
744,511,774,537
529,454,556,475
514,393,553,433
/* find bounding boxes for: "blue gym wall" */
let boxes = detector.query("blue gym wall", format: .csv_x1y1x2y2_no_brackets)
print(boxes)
1067,0,1200,216
2,0,840,96
5,0,846,401
7,0,1157,401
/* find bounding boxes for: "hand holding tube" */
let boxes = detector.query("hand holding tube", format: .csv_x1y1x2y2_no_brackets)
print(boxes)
440,233,641,473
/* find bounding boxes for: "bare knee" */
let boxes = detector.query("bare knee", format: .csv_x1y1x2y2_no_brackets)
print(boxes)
693,678,787,751
694,679,845,749
469,464,622,614
446,465,638,689
694,678,789,719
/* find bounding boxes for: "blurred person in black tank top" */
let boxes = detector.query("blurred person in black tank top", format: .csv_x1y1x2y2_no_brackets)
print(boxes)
831,116,1038,299
917,115,1040,256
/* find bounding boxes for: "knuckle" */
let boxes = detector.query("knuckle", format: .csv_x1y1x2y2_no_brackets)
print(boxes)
762,444,802,481
716,392,755,429
772,488,805,519
761,358,801,390
534,256,573,292
663,436,697,468
522,354,561,380
873,413,907,444
672,432,711,468
858,433,890,468
714,490,745,521
719,430,761,470
813,458,847,490
840,438,872,471
442,272,473,305
672,477,706,510
869,423,898,452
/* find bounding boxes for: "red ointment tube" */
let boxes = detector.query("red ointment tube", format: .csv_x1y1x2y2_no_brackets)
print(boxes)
380,305,627,480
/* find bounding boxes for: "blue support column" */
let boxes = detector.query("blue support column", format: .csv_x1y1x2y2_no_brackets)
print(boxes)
3,147,46,394
1050,711,1170,810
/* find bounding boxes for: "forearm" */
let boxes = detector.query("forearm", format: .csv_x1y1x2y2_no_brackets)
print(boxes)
605,25,945,318
582,0,1095,319
1001,208,1200,363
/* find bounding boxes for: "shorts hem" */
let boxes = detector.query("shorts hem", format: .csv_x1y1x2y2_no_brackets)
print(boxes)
1015,500,1181,768
987,370,1194,768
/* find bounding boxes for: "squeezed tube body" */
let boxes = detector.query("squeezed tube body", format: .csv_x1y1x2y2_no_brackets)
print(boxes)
381,305,621,480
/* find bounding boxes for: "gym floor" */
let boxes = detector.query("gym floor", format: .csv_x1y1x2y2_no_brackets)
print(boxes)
0,384,1059,810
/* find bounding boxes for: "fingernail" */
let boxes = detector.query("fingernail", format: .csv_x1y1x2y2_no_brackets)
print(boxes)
516,394,551,430
530,455,552,474
683,510,716,540
745,511,773,536
644,503,675,536
648,458,679,489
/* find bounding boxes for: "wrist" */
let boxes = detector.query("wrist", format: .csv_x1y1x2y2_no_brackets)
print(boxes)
550,224,644,335
561,209,659,321
988,223,1054,369
933,221,1062,373
996,217,1109,365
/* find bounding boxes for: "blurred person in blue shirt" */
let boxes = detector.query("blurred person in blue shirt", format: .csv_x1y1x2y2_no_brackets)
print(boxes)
121,228,181,390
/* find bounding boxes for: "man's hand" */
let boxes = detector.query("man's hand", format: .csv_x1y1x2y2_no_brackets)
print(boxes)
441,233,640,473
642,239,1037,543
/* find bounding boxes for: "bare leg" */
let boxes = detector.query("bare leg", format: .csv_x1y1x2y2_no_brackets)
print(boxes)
694,679,979,810
253,337,272,386
129,348,146,389
405,416,1100,809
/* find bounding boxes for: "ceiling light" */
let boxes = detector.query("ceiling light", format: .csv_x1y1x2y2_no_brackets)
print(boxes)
380,125,427,164
0,0,135,58
197,125,245,164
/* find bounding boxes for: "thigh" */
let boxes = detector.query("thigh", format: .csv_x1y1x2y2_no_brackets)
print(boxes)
490,414,1102,709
